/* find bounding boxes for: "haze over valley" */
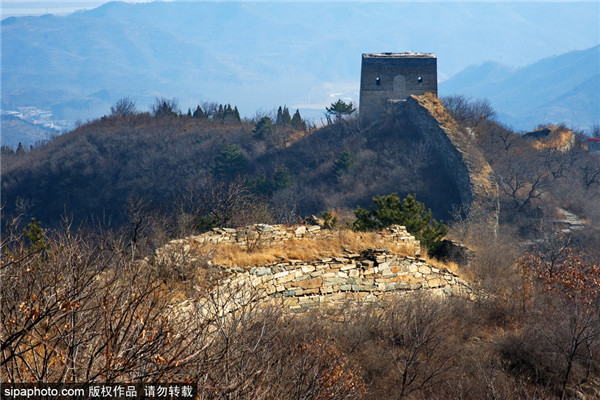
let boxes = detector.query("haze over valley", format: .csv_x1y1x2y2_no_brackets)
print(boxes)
1,1,598,146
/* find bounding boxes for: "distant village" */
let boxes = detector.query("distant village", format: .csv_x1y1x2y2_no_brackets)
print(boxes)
3,106,67,132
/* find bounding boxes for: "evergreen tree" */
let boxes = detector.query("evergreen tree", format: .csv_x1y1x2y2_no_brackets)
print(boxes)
276,106,284,126
353,193,448,256
212,145,249,178
281,106,292,126
193,105,205,118
220,104,241,123
216,104,225,120
250,166,292,195
187,108,192,117
250,174,272,195
252,116,274,140
291,109,307,131
23,218,48,252
326,99,356,123
332,151,355,177
273,166,292,190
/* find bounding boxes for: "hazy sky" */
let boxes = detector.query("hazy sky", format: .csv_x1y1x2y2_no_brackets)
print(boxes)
3,0,598,18
1,1,153,18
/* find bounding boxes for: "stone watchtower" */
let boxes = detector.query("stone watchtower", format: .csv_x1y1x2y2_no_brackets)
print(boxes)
359,52,437,126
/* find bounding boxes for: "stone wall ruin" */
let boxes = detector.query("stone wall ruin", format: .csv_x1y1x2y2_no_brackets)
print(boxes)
156,224,473,314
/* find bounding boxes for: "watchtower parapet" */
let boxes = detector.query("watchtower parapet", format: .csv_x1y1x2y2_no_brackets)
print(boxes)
359,52,437,126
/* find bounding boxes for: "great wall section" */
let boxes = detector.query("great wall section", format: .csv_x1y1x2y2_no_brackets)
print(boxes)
155,224,474,314
399,94,500,231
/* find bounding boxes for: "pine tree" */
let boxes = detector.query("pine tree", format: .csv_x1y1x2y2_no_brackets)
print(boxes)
353,193,447,256
276,106,284,126
212,145,248,178
252,116,273,140
291,109,307,131
193,105,205,118
225,104,234,117
273,166,292,190
332,151,355,177
326,99,355,123
282,106,292,126
23,218,48,252
216,104,224,120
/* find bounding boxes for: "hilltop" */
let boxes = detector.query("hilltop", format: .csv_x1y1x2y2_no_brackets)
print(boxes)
3,94,599,248
1,96,478,228
3,93,600,398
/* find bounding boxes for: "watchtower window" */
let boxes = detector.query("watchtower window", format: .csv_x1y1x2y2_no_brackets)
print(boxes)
418,76,423,83
393,75,406,95
376,77,380,85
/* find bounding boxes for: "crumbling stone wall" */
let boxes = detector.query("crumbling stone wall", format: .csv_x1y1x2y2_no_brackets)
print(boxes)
221,246,472,313
391,94,499,232
156,224,472,314
160,223,418,251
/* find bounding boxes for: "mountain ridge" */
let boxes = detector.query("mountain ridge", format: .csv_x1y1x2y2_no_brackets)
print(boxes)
2,1,598,142
440,45,600,131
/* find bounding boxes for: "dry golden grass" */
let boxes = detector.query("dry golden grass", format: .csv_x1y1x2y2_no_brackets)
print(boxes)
530,126,574,152
211,229,416,268
423,256,474,282
415,93,459,129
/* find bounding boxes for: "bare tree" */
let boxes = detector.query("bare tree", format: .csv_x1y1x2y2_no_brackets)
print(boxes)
1,223,208,383
442,95,496,127
577,155,600,189
176,177,271,233
518,249,600,399
150,97,180,117
359,295,455,399
542,147,572,181
495,151,549,212
110,97,137,118
403,140,432,174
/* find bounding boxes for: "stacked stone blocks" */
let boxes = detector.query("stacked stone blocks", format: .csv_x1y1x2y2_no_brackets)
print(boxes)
156,224,472,313
225,247,470,313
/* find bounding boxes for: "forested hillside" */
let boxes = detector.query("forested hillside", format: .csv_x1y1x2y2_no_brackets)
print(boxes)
1,99,466,231
3,95,600,398
3,96,600,247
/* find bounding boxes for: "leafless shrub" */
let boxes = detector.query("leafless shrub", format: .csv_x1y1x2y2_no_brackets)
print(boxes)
196,291,366,400
0,224,209,383
150,97,180,117
332,295,456,399
442,95,496,127
109,97,137,118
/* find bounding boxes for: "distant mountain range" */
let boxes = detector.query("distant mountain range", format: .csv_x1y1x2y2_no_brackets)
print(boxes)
1,114,56,148
1,1,598,144
440,46,600,132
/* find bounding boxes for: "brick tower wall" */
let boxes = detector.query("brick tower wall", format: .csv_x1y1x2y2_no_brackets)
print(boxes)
359,53,437,126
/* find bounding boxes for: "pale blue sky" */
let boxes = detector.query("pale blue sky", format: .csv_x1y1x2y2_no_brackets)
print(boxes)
3,0,598,18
